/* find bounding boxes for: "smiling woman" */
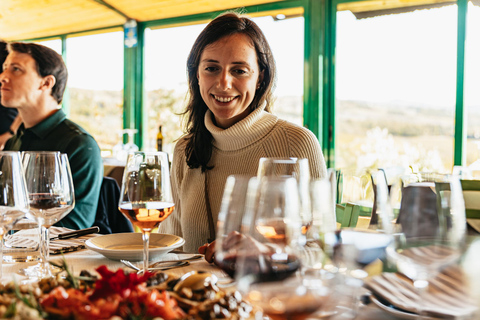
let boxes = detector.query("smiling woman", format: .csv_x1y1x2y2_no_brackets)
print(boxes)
157,12,327,253
197,33,263,129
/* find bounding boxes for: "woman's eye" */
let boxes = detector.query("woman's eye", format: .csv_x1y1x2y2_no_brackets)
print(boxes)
233,69,247,75
205,66,218,72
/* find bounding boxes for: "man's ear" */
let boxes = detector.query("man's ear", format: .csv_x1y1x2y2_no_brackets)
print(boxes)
41,75,56,91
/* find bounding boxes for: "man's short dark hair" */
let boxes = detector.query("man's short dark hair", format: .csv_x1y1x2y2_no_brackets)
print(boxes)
8,42,68,104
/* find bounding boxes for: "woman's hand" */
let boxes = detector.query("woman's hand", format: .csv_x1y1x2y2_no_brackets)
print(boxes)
198,241,216,263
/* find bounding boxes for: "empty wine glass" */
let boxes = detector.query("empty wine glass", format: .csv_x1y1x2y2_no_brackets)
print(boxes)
118,151,174,274
236,176,335,320
383,173,466,316
0,151,29,280
22,152,75,278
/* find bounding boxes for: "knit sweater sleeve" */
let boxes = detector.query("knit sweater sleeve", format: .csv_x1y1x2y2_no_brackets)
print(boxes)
158,138,186,238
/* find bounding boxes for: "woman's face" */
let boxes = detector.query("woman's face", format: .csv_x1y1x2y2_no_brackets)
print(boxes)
197,33,263,129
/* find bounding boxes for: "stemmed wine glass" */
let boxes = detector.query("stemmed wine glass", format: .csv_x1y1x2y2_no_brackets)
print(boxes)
118,151,174,274
257,158,311,233
236,176,335,320
214,175,255,279
22,152,75,278
0,151,29,280
383,173,466,316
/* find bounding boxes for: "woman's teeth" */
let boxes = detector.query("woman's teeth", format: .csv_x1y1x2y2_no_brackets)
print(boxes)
214,95,235,103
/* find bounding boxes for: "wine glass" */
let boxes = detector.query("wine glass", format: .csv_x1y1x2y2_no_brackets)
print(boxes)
236,176,335,320
383,173,466,316
214,174,255,279
0,151,29,280
257,157,311,234
118,151,174,274
22,152,75,278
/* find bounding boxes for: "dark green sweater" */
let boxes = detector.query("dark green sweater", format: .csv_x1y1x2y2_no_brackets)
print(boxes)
5,109,103,229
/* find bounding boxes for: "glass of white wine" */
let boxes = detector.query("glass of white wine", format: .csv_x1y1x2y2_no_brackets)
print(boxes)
118,151,174,274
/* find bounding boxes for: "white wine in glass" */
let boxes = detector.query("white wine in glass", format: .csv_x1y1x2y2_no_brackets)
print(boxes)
118,151,174,274
0,151,29,281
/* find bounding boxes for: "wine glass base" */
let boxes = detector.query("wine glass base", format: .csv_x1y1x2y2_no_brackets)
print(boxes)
18,263,62,279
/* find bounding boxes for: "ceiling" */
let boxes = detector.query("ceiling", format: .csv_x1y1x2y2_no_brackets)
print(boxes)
0,0,476,41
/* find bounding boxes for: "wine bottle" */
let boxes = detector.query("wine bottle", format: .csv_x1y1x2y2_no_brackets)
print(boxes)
156,125,163,151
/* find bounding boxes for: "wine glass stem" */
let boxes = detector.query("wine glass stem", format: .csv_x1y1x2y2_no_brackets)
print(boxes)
142,231,151,273
413,279,429,315
39,225,52,277
0,234,4,281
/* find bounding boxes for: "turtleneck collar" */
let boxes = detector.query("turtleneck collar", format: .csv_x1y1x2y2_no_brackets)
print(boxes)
204,103,278,151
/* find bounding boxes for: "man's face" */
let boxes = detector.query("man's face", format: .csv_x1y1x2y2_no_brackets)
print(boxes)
0,51,44,109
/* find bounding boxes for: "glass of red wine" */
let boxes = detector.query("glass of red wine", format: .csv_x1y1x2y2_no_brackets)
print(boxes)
214,175,256,278
0,151,29,280
235,175,334,320
118,151,174,274
22,152,75,278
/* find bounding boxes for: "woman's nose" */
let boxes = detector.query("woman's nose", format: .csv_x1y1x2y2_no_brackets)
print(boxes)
217,71,232,90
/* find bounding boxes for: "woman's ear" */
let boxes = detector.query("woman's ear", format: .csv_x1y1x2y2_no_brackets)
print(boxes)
257,70,265,89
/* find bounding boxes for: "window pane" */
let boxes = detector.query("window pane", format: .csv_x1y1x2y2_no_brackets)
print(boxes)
36,39,62,54
465,2,480,176
144,14,304,156
66,32,124,154
335,6,457,173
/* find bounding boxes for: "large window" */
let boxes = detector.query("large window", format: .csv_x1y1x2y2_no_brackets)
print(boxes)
66,31,124,154
465,2,480,175
335,5,457,173
144,14,304,157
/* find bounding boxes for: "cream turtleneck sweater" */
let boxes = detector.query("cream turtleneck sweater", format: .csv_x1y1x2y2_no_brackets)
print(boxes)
158,105,327,252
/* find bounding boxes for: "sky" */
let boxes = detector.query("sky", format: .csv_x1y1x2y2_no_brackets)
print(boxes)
40,4,479,108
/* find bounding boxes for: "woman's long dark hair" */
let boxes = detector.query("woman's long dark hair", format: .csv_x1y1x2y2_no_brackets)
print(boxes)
183,12,276,172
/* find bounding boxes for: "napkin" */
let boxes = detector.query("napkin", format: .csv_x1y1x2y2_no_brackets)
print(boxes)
365,265,477,318
48,227,99,255
4,227,99,255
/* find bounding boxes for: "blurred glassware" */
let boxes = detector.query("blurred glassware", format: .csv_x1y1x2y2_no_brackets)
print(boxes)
118,151,174,274
0,151,29,280
215,175,255,279
112,129,139,162
383,173,466,316
21,152,74,279
257,157,311,234
236,176,336,320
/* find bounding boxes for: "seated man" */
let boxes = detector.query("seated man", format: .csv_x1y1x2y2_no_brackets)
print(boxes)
1,42,103,230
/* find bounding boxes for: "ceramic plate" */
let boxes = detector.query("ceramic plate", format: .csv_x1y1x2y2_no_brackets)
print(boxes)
370,295,439,320
85,233,184,261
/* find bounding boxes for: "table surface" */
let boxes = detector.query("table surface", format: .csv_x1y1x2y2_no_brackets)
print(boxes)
2,236,480,320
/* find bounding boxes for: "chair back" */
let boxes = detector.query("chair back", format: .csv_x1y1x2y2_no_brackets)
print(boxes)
436,179,480,233
94,176,134,234
335,202,361,228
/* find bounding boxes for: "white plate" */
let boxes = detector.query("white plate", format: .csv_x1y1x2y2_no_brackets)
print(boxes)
85,233,184,261
370,295,438,320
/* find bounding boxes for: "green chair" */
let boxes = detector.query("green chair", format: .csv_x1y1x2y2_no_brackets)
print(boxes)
335,202,361,228
435,179,480,233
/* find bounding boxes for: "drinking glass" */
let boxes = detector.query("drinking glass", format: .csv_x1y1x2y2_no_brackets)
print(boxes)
118,151,174,274
0,151,29,280
236,176,335,320
383,173,466,315
22,152,75,278
214,175,255,279
257,157,311,233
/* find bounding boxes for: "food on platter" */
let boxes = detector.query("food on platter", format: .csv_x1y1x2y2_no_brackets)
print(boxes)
0,261,251,320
